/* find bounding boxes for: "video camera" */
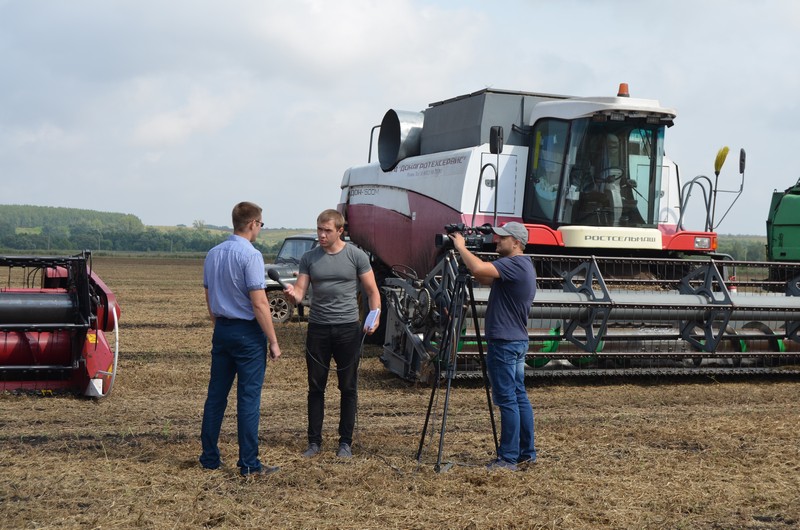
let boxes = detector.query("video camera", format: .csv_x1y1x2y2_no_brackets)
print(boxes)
434,223,493,250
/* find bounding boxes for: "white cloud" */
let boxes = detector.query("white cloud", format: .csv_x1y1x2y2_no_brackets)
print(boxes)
132,85,251,147
8,123,70,147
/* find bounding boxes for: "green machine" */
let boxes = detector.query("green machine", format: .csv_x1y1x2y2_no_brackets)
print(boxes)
767,178,800,262
766,178,800,291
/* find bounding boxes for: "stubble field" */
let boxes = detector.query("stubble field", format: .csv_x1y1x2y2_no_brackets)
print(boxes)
1,257,799,529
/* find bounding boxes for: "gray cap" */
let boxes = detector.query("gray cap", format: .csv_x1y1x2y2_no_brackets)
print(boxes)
491,222,528,246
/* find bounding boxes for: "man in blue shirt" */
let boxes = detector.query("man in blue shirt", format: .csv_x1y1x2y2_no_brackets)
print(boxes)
200,201,282,477
450,221,537,471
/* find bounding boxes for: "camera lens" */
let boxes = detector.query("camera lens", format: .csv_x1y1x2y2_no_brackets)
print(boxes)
435,233,453,249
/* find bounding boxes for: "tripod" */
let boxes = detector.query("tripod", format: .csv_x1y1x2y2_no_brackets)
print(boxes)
415,251,498,472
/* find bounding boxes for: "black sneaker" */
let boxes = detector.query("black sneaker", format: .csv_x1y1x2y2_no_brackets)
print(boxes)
336,443,352,458
302,443,320,458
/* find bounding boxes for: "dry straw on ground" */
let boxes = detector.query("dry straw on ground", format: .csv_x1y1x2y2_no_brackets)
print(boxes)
1,257,799,529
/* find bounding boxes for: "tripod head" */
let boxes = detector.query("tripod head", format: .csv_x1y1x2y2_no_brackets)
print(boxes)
453,254,472,277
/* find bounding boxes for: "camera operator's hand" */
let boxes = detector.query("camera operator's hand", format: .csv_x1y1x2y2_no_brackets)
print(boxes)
449,232,467,252
449,232,499,285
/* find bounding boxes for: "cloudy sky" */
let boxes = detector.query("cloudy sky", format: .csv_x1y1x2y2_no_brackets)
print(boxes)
2,0,799,235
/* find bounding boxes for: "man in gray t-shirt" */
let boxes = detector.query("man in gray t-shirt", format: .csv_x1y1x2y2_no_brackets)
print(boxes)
300,243,371,325
284,209,381,459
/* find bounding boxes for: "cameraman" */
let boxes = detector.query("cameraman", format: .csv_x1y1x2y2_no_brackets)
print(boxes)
449,222,537,471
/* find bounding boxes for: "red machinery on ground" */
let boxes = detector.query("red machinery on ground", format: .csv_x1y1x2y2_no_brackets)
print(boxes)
0,252,120,397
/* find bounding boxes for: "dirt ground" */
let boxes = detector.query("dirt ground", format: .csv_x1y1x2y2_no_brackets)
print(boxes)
1,257,799,529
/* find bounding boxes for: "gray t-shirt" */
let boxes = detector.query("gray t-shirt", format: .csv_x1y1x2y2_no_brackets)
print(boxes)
299,242,372,325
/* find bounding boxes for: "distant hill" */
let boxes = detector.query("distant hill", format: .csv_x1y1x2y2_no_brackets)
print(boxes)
0,204,311,254
0,204,144,232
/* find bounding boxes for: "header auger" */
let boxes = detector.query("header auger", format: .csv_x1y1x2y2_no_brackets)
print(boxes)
0,252,120,396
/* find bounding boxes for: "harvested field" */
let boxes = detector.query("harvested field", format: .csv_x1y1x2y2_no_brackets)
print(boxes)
1,256,800,529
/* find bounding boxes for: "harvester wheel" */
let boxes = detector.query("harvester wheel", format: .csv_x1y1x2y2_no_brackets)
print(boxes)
268,291,294,323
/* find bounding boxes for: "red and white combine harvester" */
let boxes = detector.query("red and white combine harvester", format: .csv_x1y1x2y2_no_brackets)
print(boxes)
0,252,120,397
338,84,800,379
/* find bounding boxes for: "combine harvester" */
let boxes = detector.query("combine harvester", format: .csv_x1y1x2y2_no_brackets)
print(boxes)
0,252,120,396
338,83,800,379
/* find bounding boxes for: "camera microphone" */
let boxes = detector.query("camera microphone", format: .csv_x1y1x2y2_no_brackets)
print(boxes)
267,268,289,289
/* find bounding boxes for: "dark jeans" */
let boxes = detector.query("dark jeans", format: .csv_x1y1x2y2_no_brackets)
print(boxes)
199,318,267,475
306,322,362,446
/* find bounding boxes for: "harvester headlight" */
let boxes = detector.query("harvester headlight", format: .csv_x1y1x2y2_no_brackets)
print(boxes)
694,237,712,250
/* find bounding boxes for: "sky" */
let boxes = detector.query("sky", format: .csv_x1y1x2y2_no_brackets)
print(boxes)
2,0,799,235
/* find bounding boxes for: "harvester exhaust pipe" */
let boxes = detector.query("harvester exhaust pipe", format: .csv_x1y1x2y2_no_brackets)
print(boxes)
378,109,424,171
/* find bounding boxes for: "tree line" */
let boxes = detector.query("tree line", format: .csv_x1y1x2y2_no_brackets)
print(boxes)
716,236,766,262
0,205,767,260
0,205,277,254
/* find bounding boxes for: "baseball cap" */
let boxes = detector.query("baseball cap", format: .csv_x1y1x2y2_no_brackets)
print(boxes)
491,222,528,246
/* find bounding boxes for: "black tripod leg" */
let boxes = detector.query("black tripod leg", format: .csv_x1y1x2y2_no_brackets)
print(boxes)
433,271,467,472
434,373,455,473
416,365,441,462
467,281,499,453
415,252,469,472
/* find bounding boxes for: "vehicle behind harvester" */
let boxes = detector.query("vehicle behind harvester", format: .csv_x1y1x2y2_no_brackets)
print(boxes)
0,252,120,396
766,177,800,288
339,84,800,380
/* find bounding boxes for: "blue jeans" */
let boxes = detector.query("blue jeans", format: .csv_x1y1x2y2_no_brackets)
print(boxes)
199,318,267,475
486,339,536,464
306,322,362,446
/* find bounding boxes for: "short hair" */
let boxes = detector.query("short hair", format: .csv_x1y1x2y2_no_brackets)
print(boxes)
232,202,262,232
317,209,344,230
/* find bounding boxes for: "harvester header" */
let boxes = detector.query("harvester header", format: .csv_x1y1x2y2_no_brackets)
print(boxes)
0,252,120,397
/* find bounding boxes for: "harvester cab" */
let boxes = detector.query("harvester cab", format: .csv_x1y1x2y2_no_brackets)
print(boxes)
0,252,120,397
525,85,672,233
